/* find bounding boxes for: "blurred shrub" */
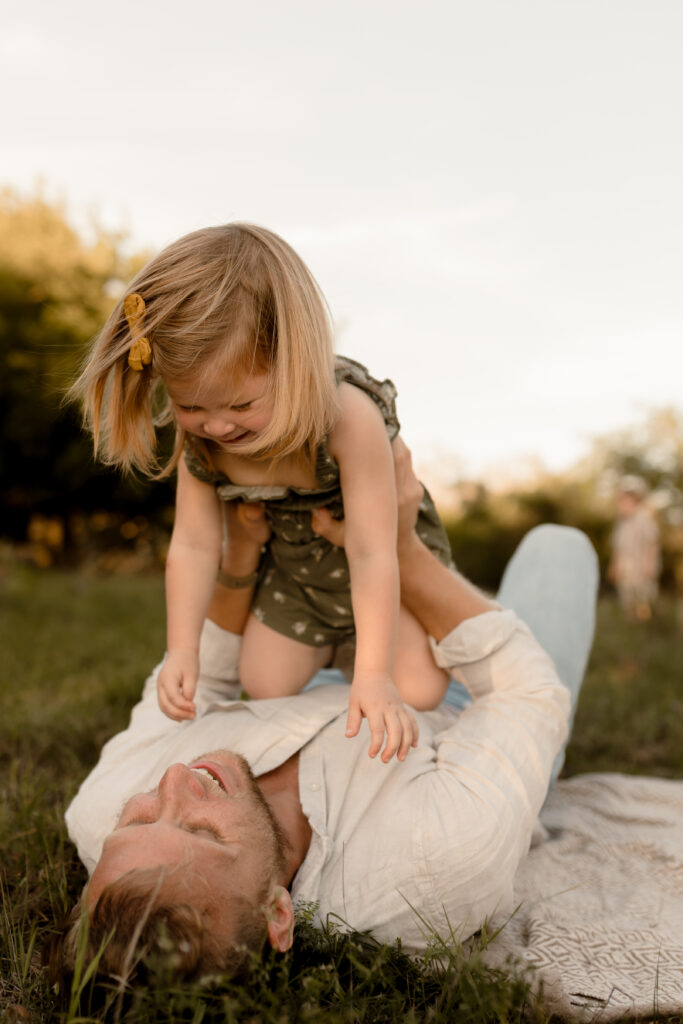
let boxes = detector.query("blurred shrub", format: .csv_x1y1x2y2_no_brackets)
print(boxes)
444,500,527,592
0,188,174,558
441,409,683,593
2,188,682,588
442,479,613,592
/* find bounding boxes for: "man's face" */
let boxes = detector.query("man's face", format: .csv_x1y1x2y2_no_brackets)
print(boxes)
88,752,286,938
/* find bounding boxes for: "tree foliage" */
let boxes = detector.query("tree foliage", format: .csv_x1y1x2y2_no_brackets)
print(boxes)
444,409,683,592
2,187,682,590
0,188,173,547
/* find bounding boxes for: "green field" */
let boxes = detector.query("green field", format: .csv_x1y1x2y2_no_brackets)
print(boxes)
1,561,681,1022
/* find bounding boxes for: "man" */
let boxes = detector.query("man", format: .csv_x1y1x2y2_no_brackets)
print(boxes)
62,442,598,977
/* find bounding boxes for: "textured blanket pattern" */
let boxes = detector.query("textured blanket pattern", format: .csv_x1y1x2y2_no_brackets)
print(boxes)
485,773,683,1020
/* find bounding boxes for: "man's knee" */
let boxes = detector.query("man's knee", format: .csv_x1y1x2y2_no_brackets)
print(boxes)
515,524,598,577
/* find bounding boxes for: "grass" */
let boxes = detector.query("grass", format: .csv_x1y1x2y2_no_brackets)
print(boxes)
564,595,683,778
1,558,681,1022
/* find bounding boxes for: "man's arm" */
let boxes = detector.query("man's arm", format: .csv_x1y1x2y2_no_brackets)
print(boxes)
207,500,272,633
400,433,570,943
312,440,571,948
312,437,497,637
391,439,496,636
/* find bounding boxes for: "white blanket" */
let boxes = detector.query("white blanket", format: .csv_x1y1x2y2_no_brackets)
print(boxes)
485,773,683,1020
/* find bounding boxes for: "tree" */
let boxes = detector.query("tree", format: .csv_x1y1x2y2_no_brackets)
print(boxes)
0,188,173,548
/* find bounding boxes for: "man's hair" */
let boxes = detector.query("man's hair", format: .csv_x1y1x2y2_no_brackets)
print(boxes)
52,867,269,986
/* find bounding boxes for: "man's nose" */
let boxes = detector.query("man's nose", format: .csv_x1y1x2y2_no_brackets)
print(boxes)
157,763,205,815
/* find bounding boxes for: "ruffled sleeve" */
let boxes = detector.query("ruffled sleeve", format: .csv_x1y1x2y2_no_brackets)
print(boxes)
335,356,400,440
183,435,219,484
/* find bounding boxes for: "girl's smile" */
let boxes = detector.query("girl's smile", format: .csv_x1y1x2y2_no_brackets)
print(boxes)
167,370,275,448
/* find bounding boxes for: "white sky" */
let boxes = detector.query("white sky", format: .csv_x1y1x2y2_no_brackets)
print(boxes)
3,0,682,483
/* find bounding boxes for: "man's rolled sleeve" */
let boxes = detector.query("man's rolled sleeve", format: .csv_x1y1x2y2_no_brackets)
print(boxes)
417,610,570,941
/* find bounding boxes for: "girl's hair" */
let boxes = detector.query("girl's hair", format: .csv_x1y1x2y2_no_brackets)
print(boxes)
69,223,338,476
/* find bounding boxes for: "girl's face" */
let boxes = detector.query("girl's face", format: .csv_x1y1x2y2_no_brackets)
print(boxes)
167,367,275,450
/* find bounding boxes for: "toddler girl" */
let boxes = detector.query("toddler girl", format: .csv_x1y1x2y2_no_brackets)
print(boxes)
72,224,453,761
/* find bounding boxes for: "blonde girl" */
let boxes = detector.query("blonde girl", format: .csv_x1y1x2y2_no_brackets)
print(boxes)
72,224,453,762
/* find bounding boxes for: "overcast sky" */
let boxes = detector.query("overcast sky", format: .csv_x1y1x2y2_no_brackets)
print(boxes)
4,0,682,483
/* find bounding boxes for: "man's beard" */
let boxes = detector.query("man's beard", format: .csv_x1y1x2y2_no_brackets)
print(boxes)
228,753,290,877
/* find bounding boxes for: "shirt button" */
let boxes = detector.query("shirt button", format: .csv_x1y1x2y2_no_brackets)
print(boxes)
309,782,320,792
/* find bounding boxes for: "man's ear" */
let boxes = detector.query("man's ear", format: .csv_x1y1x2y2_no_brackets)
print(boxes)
265,885,295,952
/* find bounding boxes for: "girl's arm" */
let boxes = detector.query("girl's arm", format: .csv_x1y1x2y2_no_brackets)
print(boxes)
328,383,418,762
158,457,223,720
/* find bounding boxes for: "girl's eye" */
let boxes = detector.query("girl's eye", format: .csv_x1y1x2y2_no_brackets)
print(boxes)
231,402,252,413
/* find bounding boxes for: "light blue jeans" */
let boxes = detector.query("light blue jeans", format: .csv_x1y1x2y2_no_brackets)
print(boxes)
444,524,599,787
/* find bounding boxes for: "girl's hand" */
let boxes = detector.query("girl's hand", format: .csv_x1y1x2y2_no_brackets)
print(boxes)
346,673,419,762
157,648,199,721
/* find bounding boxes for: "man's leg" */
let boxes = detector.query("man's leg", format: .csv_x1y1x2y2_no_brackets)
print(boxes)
496,524,599,785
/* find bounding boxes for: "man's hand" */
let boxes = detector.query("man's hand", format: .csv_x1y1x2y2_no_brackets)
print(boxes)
208,502,272,635
392,438,425,557
346,672,419,762
221,501,272,568
157,648,199,721
312,437,423,554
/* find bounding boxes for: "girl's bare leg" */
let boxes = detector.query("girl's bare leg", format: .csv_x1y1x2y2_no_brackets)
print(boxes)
393,604,449,710
240,614,334,698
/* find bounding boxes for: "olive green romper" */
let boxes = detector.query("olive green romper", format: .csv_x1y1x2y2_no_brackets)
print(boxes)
184,356,452,647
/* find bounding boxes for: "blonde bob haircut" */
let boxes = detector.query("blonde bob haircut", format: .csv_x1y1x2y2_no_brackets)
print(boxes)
69,223,338,477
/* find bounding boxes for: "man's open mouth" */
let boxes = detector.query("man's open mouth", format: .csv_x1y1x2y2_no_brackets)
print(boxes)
189,759,242,795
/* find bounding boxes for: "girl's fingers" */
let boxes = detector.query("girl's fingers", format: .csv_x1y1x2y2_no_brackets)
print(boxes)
172,690,196,716
345,702,362,739
380,708,402,763
158,677,195,721
158,691,193,721
397,709,418,760
182,677,197,703
347,702,418,762
366,712,387,759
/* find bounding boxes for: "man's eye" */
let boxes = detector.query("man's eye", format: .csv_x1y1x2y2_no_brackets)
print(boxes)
188,823,222,841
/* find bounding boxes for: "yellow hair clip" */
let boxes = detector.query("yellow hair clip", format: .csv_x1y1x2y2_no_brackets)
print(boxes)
124,293,152,371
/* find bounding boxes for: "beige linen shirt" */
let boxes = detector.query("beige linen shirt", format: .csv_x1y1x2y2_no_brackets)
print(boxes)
66,609,569,952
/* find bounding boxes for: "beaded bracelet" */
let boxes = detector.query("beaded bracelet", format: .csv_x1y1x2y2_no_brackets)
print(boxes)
216,553,265,589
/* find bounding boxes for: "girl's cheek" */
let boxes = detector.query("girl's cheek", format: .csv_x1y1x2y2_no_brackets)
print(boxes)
176,411,197,432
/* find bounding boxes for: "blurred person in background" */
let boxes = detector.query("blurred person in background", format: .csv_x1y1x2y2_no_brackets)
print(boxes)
608,476,661,622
